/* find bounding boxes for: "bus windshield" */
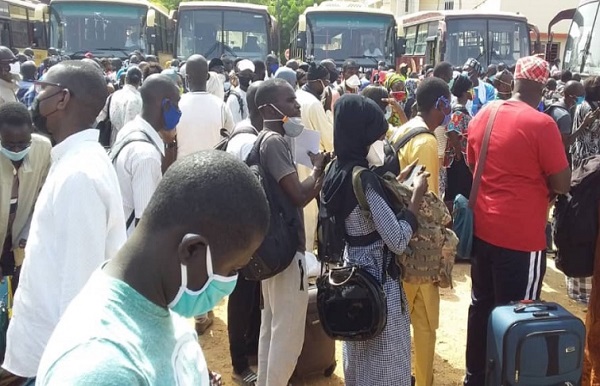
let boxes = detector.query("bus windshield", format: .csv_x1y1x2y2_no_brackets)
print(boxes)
445,18,529,67
50,2,147,57
177,9,269,60
306,12,394,64
565,1,600,75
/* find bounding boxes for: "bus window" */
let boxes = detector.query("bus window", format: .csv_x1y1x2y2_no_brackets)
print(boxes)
565,1,600,74
414,24,428,55
445,19,486,66
9,4,29,48
405,25,417,55
28,9,47,49
0,20,9,47
488,20,529,64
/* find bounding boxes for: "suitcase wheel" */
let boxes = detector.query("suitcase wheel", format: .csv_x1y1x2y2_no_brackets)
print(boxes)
324,362,336,377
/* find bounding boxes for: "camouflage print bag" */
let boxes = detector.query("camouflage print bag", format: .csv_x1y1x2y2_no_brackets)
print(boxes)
352,167,457,288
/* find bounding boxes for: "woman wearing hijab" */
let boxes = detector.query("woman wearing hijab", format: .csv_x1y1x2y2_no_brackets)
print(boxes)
321,95,428,385
383,73,408,127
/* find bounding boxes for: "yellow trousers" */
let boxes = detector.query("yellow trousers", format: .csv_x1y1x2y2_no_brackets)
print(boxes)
403,282,440,386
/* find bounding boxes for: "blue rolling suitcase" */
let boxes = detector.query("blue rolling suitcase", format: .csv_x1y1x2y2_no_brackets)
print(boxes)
486,301,585,386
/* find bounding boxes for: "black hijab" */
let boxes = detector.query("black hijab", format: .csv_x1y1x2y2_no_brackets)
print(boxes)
322,94,389,220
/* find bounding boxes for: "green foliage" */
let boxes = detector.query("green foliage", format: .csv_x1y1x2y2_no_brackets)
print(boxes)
152,0,322,57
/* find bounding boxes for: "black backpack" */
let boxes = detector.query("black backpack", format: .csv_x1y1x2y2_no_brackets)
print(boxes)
553,155,600,278
97,94,114,148
317,166,384,264
214,124,257,151
241,131,300,281
372,126,434,177
225,88,245,118
544,102,569,117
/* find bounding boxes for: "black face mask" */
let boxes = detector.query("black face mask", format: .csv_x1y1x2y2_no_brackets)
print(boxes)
30,91,62,138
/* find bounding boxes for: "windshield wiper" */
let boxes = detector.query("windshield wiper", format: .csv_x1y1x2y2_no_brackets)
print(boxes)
346,55,379,65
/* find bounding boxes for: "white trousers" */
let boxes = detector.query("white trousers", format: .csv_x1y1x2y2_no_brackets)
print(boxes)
257,252,309,386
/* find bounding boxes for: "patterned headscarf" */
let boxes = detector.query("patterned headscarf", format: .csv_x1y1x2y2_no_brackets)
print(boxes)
384,73,403,91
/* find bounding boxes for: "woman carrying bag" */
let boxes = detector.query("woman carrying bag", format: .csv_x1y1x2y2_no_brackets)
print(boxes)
321,95,428,385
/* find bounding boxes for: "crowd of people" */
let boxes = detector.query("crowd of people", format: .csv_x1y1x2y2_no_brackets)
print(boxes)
0,42,599,386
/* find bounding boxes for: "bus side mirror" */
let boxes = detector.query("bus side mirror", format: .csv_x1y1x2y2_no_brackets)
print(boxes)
147,9,156,27
146,26,156,45
395,37,406,57
297,31,306,50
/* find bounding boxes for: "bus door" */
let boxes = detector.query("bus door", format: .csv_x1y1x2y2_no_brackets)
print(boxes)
426,36,437,66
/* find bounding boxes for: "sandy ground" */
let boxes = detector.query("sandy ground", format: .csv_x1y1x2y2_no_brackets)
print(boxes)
199,257,588,386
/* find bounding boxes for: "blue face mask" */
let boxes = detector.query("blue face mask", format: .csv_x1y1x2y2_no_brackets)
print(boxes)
162,99,182,131
576,96,585,106
1,146,30,162
436,95,452,127
168,245,238,318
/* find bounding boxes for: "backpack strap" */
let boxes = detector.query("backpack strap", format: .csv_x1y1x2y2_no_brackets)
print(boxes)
391,127,434,153
109,130,161,164
351,166,373,221
469,101,503,209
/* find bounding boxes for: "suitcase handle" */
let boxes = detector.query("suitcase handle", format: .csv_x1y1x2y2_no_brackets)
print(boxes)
513,303,558,313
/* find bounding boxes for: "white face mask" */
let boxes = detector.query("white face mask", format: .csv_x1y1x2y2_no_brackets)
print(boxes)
384,105,393,120
366,140,386,167
346,75,361,89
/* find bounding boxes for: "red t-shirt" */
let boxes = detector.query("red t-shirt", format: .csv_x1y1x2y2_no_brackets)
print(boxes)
467,100,568,252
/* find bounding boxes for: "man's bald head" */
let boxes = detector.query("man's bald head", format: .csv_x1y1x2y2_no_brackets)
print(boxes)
564,80,586,109
185,54,208,92
45,60,107,123
140,74,179,107
246,80,263,130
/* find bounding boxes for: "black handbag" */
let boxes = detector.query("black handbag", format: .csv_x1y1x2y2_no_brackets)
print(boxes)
316,260,388,341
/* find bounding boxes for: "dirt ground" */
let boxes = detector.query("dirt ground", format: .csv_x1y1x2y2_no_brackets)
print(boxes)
199,257,588,386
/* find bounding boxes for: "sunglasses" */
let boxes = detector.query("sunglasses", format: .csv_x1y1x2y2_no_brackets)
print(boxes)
34,81,74,96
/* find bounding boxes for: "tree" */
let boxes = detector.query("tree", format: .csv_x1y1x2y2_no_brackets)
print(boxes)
152,0,322,58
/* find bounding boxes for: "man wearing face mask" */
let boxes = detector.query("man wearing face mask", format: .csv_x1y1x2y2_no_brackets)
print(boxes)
35,151,270,386
227,59,254,124
0,103,51,293
464,56,571,386
493,70,514,101
254,79,329,386
0,46,19,105
266,54,279,79
296,62,334,253
335,59,360,96
111,74,180,238
2,61,127,383
548,80,597,152
320,59,341,112
390,77,452,386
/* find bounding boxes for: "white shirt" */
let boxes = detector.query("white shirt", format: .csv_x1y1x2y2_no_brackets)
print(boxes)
296,89,334,152
364,48,383,56
226,119,258,162
109,84,143,143
114,116,164,236
0,78,18,105
226,87,249,124
4,129,126,377
177,91,234,159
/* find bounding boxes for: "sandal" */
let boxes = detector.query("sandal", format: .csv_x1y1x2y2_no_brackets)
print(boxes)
232,368,258,386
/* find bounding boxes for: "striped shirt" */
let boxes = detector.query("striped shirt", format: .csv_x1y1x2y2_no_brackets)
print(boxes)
113,116,164,236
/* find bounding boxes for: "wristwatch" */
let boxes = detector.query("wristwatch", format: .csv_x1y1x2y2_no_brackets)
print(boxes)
165,140,177,149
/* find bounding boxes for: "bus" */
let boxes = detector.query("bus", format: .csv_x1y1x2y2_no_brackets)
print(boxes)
41,0,173,64
172,2,277,61
398,10,540,71
563,0,599,76
289,1,402,69
0,0,48,64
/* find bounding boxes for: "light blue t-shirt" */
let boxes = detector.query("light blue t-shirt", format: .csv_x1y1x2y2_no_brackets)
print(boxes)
36,269,209,386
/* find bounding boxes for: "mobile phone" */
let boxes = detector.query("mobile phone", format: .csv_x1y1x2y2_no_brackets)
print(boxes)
391,91,407,102
403,164,424,187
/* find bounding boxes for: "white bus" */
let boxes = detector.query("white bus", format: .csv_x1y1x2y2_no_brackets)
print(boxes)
563,0,600,76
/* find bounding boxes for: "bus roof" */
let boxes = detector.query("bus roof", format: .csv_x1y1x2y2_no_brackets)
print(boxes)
399,9,528,26
303,2,394,17
178,1,269,13
4,0,45,9
49,0,169,14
